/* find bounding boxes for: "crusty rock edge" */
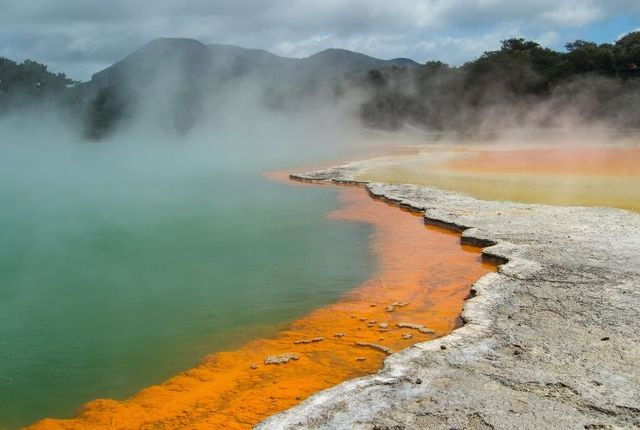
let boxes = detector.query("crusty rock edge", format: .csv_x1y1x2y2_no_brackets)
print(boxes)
256,161,640,430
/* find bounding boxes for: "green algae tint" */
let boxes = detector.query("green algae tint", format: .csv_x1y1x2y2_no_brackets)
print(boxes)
0,142,374,429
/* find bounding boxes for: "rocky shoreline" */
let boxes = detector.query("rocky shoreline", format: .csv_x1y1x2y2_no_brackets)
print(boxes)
256,160,640,429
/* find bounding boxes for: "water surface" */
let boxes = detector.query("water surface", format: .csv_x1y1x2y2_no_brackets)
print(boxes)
26,184,494,430
0,139,374,428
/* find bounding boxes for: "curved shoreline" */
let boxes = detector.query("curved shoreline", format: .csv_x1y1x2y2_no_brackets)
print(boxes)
26,180,492,429
257,162,640,429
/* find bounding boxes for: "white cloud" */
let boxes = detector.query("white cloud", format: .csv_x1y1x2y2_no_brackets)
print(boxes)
1,0,639,79
540,3,605,26
617,27,640,41
274,36,334,58
411,27,523,65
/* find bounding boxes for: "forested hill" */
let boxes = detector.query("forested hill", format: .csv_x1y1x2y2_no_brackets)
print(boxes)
84,37,419,98
348,32,640,131
0,57,75,107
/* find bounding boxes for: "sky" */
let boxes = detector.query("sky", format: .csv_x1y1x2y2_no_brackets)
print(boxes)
0,0,639,81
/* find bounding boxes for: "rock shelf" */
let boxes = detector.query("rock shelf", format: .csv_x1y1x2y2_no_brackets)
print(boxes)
257,162,640,429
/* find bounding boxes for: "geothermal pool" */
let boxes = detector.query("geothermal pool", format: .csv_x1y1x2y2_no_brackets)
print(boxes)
25,180,493,430
0,141,378,428
0,137,494,429
357,140,640,211
4,131,636,429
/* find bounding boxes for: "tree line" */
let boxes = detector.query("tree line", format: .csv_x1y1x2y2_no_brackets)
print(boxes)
1,31,639,138
345,31,640,131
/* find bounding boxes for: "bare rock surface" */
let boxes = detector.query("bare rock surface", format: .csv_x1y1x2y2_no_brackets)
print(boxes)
355,342,394,355
256,161,640,429
264,353,300,365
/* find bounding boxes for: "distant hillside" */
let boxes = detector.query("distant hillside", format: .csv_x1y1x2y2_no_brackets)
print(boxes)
4,32,638,139
89,39,290,88
78,38,420,137
86,38,419,91
303,48,418,75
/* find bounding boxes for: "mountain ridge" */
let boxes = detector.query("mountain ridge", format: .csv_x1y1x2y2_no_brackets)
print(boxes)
88,37,420,87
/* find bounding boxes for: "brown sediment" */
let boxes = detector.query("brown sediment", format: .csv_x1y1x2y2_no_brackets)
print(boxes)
29,178,494,430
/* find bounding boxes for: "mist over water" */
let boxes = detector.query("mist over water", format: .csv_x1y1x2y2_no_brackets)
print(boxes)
2,29,639,429
0,89,376,428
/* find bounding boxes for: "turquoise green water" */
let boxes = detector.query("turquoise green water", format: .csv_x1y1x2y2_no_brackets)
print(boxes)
0,137,373,428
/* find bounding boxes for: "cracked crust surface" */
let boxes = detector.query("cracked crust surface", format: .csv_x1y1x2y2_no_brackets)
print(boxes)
256,162,640,430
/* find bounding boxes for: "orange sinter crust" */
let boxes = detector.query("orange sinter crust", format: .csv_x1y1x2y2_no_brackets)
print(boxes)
444,147,640,177
30,181,494,430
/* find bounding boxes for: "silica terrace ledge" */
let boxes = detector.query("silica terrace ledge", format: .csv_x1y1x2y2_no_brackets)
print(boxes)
257,161,640,429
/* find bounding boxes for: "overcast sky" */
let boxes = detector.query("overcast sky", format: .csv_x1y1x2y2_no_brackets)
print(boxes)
1,0,639,80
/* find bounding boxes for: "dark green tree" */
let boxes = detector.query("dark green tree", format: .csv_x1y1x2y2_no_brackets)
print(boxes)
85,86,127,139
564,40,616,75
614,31,640,67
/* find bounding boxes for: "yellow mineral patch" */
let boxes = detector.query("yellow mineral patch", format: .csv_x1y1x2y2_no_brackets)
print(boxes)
358,142,640,211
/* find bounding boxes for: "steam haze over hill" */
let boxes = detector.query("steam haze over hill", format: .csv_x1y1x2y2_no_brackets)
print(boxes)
5,33,638,140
